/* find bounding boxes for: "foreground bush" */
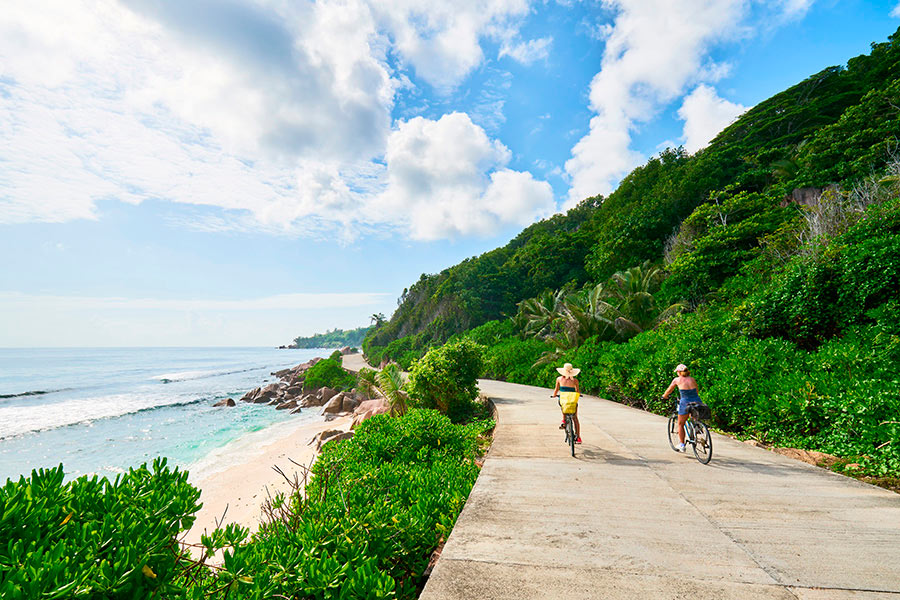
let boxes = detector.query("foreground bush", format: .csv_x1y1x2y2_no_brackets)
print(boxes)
199,409,492,599
0,459,200,600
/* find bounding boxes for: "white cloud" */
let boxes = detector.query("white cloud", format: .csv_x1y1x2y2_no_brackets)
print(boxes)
892,2,900,18
377,113,555,240
678,84,747,153
369,0,532,90
483,169,555,224
499,36,553,64
564,0,747,207
0,0,552,240
778,0,815,20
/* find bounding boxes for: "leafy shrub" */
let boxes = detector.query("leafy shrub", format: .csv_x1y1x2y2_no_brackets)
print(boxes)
199,410,491,599
0,458,200,600
407,339,485,423
481,336,554,386
303,356,356,391
744,198,900,348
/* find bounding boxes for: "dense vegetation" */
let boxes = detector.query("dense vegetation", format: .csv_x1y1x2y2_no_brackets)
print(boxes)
0,459,199,599
291,326,373,349
364,28,900,482
1,410,492,599
301,351,357,391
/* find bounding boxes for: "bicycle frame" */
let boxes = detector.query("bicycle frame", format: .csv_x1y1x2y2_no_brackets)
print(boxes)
667,401,713,464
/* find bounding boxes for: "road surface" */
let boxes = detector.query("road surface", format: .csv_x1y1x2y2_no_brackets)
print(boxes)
420,379,900,600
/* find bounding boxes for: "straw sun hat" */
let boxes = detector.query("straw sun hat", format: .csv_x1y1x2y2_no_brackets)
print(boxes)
556,363,581,377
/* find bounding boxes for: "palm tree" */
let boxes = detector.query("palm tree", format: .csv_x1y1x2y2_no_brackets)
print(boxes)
525,262,685,365
516,289,566,339
356,364,408,416
603,262,684,338
370,313,387,328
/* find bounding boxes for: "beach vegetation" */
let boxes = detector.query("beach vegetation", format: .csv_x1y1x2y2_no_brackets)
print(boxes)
202,410,492,598
357,364,409,415
0,458,200,600
1,412,493,599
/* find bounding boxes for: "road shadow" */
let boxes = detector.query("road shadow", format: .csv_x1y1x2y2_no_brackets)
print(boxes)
489,396,528,406
577,447,632,464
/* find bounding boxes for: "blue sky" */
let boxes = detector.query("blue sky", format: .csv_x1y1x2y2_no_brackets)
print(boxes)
1,0,898,346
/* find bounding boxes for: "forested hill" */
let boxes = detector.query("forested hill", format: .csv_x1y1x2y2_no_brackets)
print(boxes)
364,27,900,356
290,326,372,349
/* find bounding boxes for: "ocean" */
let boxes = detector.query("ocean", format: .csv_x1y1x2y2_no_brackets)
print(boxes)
0,347,328,484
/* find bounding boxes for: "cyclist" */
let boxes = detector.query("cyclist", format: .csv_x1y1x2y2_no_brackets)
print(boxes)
552,363,581,444
662,363,700,452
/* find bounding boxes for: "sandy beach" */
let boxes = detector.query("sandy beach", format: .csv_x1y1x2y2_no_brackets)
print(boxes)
182,412,354,549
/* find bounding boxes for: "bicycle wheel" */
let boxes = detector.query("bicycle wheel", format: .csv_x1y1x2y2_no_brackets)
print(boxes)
692,421,713,464
667,414,679,451
566,416,575,457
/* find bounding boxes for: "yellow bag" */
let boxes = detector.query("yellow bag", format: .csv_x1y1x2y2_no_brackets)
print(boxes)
559,390,580,414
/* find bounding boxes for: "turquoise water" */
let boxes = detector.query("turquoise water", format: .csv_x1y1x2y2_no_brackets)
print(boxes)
0,347,327,482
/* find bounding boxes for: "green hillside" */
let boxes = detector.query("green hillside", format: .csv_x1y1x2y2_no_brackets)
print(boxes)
364,28,900,483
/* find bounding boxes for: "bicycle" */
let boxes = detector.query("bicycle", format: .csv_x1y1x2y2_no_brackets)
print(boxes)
552,395,577,457
667,400,713,464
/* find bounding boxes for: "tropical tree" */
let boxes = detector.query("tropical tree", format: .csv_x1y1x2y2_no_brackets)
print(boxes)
603,262,684,337
356,364,408,415
524,262,685,364
515,288,567,338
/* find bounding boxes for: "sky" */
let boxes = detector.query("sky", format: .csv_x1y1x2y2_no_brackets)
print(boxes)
1,0,898,347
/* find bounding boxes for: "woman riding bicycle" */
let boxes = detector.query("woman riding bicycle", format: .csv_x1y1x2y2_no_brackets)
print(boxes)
552,363,581,444
662,363,700,452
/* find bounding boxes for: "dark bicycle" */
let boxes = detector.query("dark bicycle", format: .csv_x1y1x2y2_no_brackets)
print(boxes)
552,395,577,457
667,400,713,464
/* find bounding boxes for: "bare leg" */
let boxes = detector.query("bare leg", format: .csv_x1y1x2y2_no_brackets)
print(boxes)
574,412,580,438
678,413,688,444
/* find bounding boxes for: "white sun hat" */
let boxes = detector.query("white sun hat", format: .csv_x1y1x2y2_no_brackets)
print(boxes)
557,363,581,377
674,363,688,373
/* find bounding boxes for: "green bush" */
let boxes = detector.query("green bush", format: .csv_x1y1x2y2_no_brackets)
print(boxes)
0,458,200,600
198,410,491,599
407,339,485,423
744,198,900,348
303,357,356,391
481,336,554,386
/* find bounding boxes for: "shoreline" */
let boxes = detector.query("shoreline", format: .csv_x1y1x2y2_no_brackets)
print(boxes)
183,411,354,548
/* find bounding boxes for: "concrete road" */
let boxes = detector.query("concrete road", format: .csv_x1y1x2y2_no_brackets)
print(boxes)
420,380,900,600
